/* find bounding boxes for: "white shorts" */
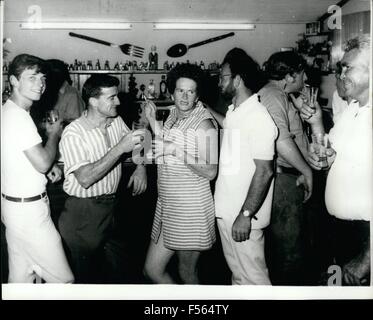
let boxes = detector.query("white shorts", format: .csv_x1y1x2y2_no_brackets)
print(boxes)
1,195,74,283
217,217,271,285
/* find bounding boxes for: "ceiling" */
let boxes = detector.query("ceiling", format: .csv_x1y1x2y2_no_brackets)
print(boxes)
4,0,346,24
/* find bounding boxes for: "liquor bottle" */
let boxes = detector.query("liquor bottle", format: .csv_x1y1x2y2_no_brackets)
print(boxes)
163,60,169,71
159,75,168,100
147,79,156,99
95,59,101,70
74,59,78,70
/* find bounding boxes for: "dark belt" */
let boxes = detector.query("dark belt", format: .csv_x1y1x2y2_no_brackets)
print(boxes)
88,194,116,200
2,192,47,203
276,165,299,176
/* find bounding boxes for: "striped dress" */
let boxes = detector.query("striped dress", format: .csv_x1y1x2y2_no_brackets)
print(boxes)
151,104,217,251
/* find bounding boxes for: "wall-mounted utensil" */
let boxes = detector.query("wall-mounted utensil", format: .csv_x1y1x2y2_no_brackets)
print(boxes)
166,32,235,57
69,32,144,58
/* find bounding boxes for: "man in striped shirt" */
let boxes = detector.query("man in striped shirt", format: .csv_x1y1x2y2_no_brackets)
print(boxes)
58,74,146,283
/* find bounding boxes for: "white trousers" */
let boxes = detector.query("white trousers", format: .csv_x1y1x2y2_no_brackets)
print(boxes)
217,217,271,285
1,196,74,283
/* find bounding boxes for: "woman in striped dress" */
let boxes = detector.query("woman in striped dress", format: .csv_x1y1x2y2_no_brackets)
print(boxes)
143,63,218,284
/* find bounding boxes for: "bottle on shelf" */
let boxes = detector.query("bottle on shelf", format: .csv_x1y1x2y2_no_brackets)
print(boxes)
95,59,101,70
147,79,156,100
163,60,169,71
138,84,146,101
104,60,110,70
148,45,158,70
159,75,169,100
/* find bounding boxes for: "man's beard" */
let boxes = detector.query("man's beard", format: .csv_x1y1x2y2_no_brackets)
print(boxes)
220,84,235,100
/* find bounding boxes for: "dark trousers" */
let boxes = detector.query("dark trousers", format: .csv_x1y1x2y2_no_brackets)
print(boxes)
265,173,309,285
330,217,370,285
58,195,116,283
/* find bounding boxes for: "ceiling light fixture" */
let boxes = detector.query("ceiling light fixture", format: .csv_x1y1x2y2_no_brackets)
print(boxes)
153,23,255,30
20,22,132,30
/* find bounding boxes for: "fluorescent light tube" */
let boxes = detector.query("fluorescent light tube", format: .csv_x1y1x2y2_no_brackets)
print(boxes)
153,23,255,30
20,22,132,30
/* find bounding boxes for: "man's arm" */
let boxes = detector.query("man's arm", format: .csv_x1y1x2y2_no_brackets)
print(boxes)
277,138,313,202
127,164,147,196
73,132,142,189
232,159,274,242
204,104,225,127
24,120,63,173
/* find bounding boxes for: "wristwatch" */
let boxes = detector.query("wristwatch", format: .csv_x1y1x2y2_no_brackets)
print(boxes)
242,209,250,217
242,209,258,220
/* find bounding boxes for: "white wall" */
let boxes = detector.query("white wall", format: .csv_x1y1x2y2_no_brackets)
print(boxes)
3,22,305,67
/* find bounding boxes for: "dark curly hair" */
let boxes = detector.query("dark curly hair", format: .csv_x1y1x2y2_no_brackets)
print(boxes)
166,63,206,96
82,74,119,106
264,51,307,81
222,48,266,93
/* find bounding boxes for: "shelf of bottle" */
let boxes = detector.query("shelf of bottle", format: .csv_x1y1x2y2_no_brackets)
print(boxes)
71,69,219,74
69,70,169,74
2,69,219,75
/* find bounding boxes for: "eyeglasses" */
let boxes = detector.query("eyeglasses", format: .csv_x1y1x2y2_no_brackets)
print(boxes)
174,88,196,96
219,73,232,81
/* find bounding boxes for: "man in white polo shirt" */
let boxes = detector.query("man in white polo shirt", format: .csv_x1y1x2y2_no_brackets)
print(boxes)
1,54,74,283
301,35,371,285
208,48,278,285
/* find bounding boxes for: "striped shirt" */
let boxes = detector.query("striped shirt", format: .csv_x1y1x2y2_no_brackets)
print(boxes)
59,111,130,198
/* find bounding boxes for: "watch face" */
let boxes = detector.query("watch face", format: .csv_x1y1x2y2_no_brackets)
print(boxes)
243,210,250,217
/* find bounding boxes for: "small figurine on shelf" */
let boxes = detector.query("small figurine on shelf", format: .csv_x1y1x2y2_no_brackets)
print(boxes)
199,60,205,70
158,75,169,100
2,61,8,72
138,84,146,101
68,64,74,71
148,45,158,70
104,60,110,70
147,79,156,100
114,62,120,70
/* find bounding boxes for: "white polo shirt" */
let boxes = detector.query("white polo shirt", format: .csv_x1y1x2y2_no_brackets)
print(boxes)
1,99,47,197
214,94,278,229
325,103,372,221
